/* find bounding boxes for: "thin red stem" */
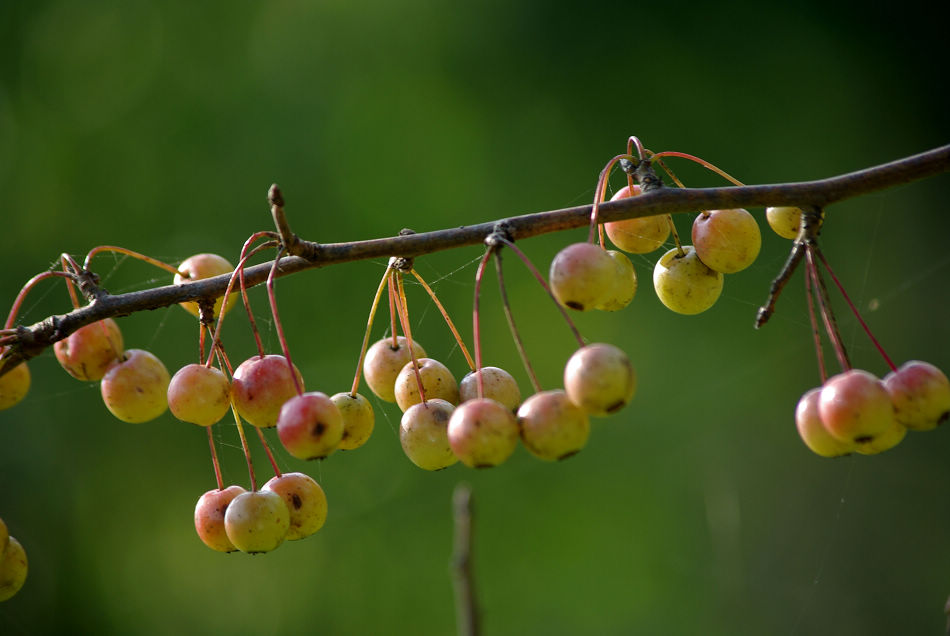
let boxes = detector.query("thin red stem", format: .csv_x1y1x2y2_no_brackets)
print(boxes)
649,151,745,186
231,405,257,491
255,427,283,479
266,248,304,396
60,254,81,309
493,249,542,393
804,262,828,384
495,237,585,348
807,247,851,372
588,154,634,244
813,247,897,373
410,269,475,371
83,245,180,275
237,233,280,359
206,427,224,491
393,271,427,405
472,250,491,398
4,271,76,330
350,265,393,396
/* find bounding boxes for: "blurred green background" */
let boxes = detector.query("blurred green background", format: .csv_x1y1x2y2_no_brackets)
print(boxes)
1,1,948,634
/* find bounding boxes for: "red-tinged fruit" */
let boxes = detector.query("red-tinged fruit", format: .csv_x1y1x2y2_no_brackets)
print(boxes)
399,399,458,471
883,360,950,431
691,208,761,274
394,357,459,412
174,253,238,319
168,364,231,426
262,472,328,540
100,349,170,423
818,369,897,446
231,354,303,428
564,343,636,417
604,185,670,254
548,242,615,311
53,318,123,381
223,490,290,554
855,419,907,455
653,246,724,315
194,485,247,553
0,361,30,411
518,389,590,461
362,336,427,403
459,366,521,412
330,392,375,450
0,536,27,601
795,387,855,457
447,397,519,468
277,392,344,460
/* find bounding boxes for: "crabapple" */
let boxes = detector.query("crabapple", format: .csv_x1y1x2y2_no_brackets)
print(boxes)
459,366,521,412
100,349,170,423
167,364,231,427
819,369,897,448
447,397,520,468
883,360,950,431
594,250,637,312
795,388,855,457
276,392,344,460
517,389,590,461
173,253,237,319
194,485,247,553
854,419,907,455
653,245,724,315
548,242,615,311
691,208,761,274
564,343,636,417
765,206,801,240
262,472,328,540
362,336,427,403
330,392,375,450
394,357,460,412
0,361,30,411
0,535,27,601
53,318,123,381
399,399,459,470
604,185,670,254
231,354,304,428
223,490,290,554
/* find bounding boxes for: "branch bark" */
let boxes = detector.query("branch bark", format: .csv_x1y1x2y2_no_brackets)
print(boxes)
1,144,948,377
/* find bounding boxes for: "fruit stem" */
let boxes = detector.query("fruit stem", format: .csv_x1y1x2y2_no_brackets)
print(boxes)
493,249,542,394
472,250,491,398
237,233,281,359
350,264,394,396
266,248,305,396
392,271,428,405
388,277,399,348
649,151,745,186
4,270,77,330
205,237,278,368
255,427,283,479
650,156,692,257
206,426,225,491
494,236,586,348
60,254,82,310
82,245,180,275
626,136,646,162
813,247,897,373
588,153,636,245
410,269,476,372
806,247,851,371
804,262,829,384
231,405,258,491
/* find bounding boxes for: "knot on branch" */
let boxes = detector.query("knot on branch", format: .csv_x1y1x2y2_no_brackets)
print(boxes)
76,269,106,303
621,157,664,192
485,221,514,248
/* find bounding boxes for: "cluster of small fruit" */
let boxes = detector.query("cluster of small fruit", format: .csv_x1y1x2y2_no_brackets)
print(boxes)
0,517,27,602
796,362,950,458
363,334,635,470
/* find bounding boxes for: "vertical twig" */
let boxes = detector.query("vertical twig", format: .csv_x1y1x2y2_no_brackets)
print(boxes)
452,483,480,636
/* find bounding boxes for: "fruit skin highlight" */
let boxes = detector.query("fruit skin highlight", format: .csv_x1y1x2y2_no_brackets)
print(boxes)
167,364,232,426
399,399,458,471
230,354,304,428
459,366,521,412
393,357,459,412
174,253,237,318
765,206,802,240
795,387,855,457
276,392,345,460
100,349,171,423
691,208,761,274
262,472,328,540
594,250,638,312
330,392,375,450
604,185,670,254
362,336,427,403
653,246,724,315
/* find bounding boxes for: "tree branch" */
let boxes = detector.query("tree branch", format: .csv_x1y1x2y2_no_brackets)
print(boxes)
1,144,948,377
